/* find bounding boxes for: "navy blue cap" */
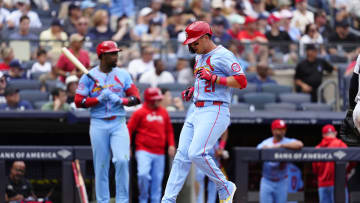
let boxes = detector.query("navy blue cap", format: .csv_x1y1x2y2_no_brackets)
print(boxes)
9,60,24,69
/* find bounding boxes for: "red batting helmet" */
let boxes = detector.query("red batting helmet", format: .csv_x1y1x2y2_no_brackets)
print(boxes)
271,119,286,130
183,21,212,45
144,87,163,103
96,41,121,57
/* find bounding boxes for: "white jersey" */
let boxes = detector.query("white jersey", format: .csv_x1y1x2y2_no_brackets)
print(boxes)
353,54,360,103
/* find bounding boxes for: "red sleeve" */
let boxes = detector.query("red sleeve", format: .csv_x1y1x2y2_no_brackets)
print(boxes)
56,54,67,70
312,162,318,175
125,84,141,100
127,110,143,142
233,74,247,89
74,94,99,108
164,110,175,147
85,51,90,68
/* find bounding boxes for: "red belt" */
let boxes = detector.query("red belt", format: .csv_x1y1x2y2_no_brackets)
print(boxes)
103,116,117,120
195,101,223,107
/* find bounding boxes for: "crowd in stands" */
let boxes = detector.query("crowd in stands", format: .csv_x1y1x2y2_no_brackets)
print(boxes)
0,0,359,112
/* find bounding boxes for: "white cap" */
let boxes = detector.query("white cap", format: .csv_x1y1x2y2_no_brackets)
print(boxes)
211,0,224,8
280,9,293,19
65,75,79,85
16,0,30,4
139,7,152,17
0,71,3,78
229,14,245,25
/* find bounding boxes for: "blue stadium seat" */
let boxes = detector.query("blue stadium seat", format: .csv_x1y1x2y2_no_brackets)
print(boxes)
34,100,48,110
8,79,41,90
135,82,151,93
230,103,250,113
158,83,188,91
245,72,257,81
243,92,276,110
19,90,49,105
31,72,45,80
261,84,292,101
279,93,311,106
232,83,257,102
300,102,332,111
264,102,297,112
45,80,66,92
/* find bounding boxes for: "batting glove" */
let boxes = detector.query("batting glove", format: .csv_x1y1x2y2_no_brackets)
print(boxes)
108,93,123,104
97,89,112,103
198,68,217,84
181,86,194,102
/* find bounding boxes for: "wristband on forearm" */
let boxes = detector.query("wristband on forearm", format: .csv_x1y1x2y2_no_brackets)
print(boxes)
219,140,226,149
216,76,227,86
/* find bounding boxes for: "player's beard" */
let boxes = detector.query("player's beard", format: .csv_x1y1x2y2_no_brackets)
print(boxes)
188,45,195,54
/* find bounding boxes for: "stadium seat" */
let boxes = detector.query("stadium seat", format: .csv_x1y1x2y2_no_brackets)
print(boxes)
300,102,332,111
261,84,292,100
34,100,48,110
135,82,151,93
279,93,311,106
158,83,188,91
264,102,297,111
230,103,250,113
8,79,41,90
243,92,276,110
45,80,66,92
31,72,45,80
19,90,49,105
233,83,257,102
245,72,257,81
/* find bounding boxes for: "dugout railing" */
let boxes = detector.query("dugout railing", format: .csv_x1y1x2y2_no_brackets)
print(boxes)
233,147,360,203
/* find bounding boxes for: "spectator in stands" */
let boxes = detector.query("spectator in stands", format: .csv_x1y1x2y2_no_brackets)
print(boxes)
210,0,229,29
127,45,155,81
65,75,78,104
227,14,245,39
150,0,167,27
55,33,90,83
88,9,114,41
312,124,352,203
139,59,175,87
314,9,331,42
265,13,292,57
6,0,41,29
160,0,175,17
328,19,358,59
30,49,51,75
227,42,253,72
257,119,303,203
41,87,70,111
80,0,96,25
141,20,169,51
294,44,335,102
0,0,9,31
39,19,68,54
175,58,193,85
5,60,26,81
211,16,232,46
279,9,301,42
0,47,14,71
0,86,33,110
9,15,37,41
112,15,132,46
109,0,135,31
63,3,81,35
131,7,154,41
167,10,186,39
5,161,36,202
0,71,6,103
160,88,184,112
291,0,314,33
74,16,89,37
38,66,58,91
248,63,277,91
237,16,268,65
299,23,324,57
127,87,175,203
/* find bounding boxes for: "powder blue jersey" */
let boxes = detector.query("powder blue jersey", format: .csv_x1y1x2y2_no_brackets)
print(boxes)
193,45,244,104
257,137,298,180
76,66,133,118
287,163,303,193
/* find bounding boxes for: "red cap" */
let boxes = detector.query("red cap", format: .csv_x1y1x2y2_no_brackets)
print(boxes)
96,41,121,57
183,21,212,45
267,14,281,25
322,124,336,134
244,16,257,25
296,0,305,3
144,87,163,103
271,119,286,130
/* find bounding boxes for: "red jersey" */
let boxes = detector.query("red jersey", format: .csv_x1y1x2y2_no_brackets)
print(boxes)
0,62,10,71
237,30,266,41
127,103,175,155
56,48,90,82
312,137,348,187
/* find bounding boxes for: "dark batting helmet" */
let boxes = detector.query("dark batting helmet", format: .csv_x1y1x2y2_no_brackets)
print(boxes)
96,41,121,57
144,87,163,103
183,21,212,45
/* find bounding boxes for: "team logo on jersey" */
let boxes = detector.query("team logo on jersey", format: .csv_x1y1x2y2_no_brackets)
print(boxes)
146,113,163,123
205,56,214,71
114,75,124,87
92,84,114,93
231,63,241,72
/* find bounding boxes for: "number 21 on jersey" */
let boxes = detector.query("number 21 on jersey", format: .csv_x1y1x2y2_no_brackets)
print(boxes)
205,80,215,92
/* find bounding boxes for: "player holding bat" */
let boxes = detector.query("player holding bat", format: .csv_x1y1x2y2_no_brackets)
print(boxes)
74,41,141,203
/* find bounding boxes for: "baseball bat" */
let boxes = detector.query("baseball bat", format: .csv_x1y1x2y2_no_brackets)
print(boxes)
61,47,101,88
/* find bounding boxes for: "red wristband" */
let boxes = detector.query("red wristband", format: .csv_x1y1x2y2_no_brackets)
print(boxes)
122,98,129,106
218,77,227,86
219,140,226,149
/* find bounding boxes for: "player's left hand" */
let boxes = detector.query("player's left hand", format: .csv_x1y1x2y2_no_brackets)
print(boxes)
168,146,176,157
197,68,217,84
108,93,122,104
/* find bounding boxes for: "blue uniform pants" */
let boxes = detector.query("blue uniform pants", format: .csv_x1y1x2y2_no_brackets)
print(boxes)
195,164,218,203
318,186,349,203
162,104,230,202
136,150,165,203
260,177,288,203
90,116,130,203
